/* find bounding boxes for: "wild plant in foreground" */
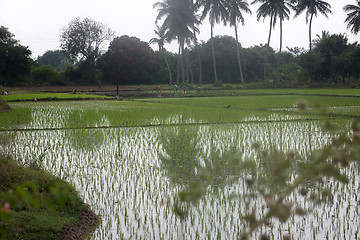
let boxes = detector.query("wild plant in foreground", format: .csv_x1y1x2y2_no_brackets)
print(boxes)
171,104,360,240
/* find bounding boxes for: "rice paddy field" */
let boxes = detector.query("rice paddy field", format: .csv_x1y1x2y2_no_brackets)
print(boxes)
1,89,360,239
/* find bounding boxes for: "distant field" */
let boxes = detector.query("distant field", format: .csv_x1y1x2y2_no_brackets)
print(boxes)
1,92,112,102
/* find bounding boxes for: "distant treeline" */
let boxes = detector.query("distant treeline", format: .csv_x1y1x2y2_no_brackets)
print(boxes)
1,25,359,88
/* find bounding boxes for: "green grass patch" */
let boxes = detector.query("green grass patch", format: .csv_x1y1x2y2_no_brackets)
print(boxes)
0,156,88,240
144,94,360,107
237,88,360,96
1,89,359,131
2,92,112,102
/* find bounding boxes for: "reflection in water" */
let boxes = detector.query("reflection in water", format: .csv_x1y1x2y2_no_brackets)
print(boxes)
0,104,359,239
68,128,105,151
159,126,242,190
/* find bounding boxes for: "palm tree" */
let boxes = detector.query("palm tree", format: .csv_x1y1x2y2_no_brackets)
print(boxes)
189,0,203,86
150,24,173,85
293,0,332,50
226,0,252,84
252,0,293,53
154,0,199,83
252,0,293,83
196,0,229,83
344,0,360,35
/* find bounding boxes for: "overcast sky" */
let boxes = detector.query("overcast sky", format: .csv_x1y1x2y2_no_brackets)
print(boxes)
0,0,358,58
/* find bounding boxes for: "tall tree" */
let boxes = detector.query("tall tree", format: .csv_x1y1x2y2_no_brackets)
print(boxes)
252,0,293,83
252,0,293,53
344,0,360,35
0,26,32,85
36,50,72,71
189,0,203,86
293,0,332,50
154,0,199,84
60,17,114,84
196,0,229,83
97,35,158,94
150,24,173,84
226,0,252,84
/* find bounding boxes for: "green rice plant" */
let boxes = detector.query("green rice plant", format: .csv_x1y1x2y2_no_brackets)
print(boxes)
176,117,360,239
1,90,360,239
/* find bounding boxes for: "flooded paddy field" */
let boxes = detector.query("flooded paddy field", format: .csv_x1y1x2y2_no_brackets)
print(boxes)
1,93,360,239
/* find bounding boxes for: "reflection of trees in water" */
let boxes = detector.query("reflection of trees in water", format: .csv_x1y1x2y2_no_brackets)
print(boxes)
0,106,32,129
158,125,245,220
0,106,33,155
158,126,243,190
67,129,104,151
65,112,105,151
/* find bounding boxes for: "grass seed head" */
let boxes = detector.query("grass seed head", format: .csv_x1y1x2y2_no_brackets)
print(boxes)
265,195,277,207
287,150,296,159
331,153,341,165
1,202,10,212
295,207,306,216
353,131,360,141
299,188,308,196
260,234,270,240
283,234,291,240
297,100,308,112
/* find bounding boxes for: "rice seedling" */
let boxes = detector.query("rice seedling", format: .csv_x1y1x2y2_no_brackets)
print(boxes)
0,91,359,239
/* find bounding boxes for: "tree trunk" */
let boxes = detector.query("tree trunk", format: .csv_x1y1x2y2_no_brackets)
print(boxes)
234,22,245,85
162,48,173,85
267,15,273,46
210,23,218,83
185,50,190,84
276,19,282,83
176,45,181,84
181,42,185,84
116,80,119,97
279,19,283,53
263,15,273,82
185,52,193,85
309,13,313,50
192,26,202,86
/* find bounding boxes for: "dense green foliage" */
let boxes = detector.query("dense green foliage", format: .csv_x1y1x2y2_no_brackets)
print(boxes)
98,36,158,85
0,26,32,86
1,1,360,88
35,50,72,71
0,156,87,239
1,92,111,102
298,31,360,84
159,34,360,86
30,66,62,86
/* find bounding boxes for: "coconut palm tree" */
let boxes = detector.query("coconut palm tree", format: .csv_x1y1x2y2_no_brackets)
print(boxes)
226,0,252,84
252,0,293,83
252,0,293,53
344,0,360,35
196,0,229,83
150,24,173,85
293,0,332,50
154,0,199,83
189,0,203,86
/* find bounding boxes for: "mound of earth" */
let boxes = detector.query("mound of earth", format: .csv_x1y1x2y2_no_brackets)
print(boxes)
59,205,100,240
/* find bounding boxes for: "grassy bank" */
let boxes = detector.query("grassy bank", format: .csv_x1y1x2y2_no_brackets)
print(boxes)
0,156,99,240
1,92,112,102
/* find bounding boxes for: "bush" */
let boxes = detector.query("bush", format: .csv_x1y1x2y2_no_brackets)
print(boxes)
30,66,63,85
213,80,223,87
